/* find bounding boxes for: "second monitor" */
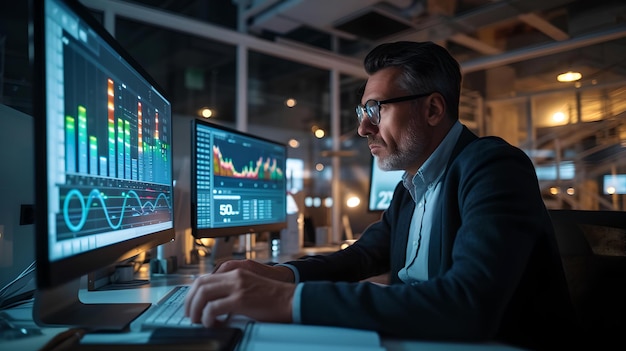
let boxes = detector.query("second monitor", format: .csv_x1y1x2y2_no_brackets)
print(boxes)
191,119,287,242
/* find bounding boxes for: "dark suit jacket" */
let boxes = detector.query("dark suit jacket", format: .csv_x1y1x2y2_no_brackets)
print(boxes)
287,126,580,350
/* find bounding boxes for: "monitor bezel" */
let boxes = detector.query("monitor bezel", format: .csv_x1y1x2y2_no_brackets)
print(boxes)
32,0,176,290
367,156,404,212
190,118,288,238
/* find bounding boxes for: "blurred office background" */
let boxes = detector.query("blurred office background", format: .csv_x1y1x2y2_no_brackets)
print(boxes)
1,0,626,243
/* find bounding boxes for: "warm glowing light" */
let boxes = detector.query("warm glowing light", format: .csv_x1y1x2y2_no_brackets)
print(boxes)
315,163,324,171
566,187,575,195
199,238,214,246
606,186,616,195
199,107,213,118
340,239,356,250
346,196,360,208
549,187,559,195
557,71,582,82
314,128,325,138
285,98,297,108
552,111,566,123
288,139,300,148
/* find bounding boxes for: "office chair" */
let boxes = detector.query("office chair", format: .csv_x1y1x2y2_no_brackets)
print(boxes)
549,209,626,346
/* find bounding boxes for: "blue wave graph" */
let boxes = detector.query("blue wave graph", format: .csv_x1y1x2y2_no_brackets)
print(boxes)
63,188,172,232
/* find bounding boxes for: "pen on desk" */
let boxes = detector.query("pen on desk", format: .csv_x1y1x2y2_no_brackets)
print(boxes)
40,328,87,351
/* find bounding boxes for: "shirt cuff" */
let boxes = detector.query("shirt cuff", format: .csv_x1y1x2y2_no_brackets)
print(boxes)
276,263,302,323
276,263,300,283
292,282,304,323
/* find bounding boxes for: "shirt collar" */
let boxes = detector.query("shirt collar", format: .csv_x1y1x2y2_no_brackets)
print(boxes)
402,121,463,202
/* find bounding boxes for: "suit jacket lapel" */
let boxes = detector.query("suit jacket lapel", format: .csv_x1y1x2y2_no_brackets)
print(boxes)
427,126,478,278
394,198,415,275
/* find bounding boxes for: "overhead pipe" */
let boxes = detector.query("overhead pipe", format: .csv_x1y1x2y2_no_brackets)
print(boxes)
460,26,626,73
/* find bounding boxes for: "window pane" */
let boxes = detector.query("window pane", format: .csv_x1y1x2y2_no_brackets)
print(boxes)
115,17,237,122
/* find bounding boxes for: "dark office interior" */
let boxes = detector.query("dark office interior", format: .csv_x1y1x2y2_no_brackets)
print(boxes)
1,0,626,349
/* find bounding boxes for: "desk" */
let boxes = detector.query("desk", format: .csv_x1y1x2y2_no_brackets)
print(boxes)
0,259,528,351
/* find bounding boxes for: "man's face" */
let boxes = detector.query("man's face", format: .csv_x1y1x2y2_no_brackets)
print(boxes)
357,67,433,175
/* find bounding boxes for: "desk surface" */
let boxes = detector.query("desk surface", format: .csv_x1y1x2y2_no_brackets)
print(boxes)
0,259,528,351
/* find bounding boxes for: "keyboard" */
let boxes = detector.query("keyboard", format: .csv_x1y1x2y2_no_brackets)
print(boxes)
141,285,202,330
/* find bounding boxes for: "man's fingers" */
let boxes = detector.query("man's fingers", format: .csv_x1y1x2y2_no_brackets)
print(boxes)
184,272,213,317
184,266,295,326
187,273,234,323
200,295,239,327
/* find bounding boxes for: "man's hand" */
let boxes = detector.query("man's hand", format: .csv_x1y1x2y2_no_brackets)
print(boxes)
184,260,296,327
214,259,295,282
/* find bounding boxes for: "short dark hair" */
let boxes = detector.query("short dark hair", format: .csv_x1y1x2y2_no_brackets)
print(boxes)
363,41,461,120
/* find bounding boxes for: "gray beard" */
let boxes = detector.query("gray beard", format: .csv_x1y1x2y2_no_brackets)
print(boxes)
377,126,422,172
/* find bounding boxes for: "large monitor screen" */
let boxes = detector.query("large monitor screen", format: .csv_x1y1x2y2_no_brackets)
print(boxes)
32,0,174,330
603,174,626,194
368,157,404,211
191,119,287,238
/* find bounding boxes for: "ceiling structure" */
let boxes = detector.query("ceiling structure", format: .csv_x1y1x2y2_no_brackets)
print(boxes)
2,0,625,125
97,0,626,139
235,0,626,97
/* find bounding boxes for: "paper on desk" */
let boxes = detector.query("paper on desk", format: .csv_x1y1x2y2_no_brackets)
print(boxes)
80,331,153,344
244,322,385,351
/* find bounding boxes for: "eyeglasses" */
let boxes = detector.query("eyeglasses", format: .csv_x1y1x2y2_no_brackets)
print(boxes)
356,92,432,126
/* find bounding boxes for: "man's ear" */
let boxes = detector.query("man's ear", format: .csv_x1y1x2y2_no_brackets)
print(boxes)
425,93,446,126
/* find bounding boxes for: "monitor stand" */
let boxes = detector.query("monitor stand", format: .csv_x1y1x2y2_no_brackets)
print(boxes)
32,276,150,331
242,233,257,260
87,264,149,291
209,236,237,267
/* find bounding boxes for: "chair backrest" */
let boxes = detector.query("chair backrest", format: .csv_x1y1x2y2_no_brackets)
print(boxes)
548,209,626,345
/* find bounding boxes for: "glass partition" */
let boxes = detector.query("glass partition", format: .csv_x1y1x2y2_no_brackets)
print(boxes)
487,82,626,211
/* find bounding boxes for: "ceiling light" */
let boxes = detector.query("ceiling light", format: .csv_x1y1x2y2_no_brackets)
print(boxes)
557,71,582,82
314,128,325,138
199,107,213,118
285,98,297,108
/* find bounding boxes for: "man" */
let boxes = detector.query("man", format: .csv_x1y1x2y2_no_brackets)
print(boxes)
185,41,580,350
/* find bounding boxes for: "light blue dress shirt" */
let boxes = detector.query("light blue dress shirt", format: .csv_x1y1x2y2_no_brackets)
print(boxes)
398,121,462,284
287,121,463,322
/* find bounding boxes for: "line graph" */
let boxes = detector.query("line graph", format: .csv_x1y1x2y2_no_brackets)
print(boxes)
62,188,172,233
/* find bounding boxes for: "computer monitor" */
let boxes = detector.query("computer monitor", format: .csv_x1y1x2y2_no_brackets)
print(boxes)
31,0,174,330
603,174,626,194
191,119,287,242
368,156,404,211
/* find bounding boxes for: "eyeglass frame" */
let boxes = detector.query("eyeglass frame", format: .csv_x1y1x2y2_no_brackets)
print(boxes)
356,92,433,126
